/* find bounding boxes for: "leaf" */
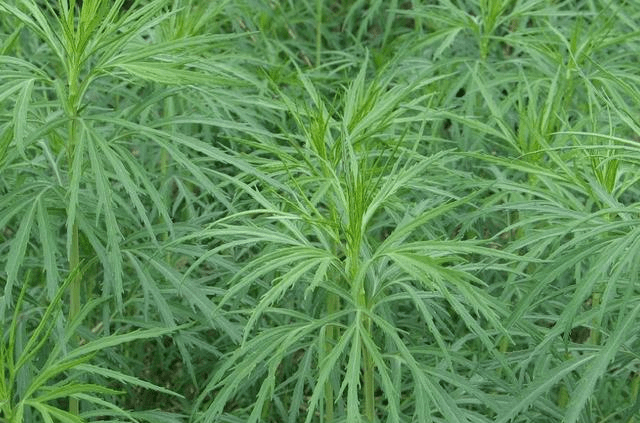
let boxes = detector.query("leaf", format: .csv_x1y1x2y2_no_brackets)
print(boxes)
63,326,182,363
85,127,124,308
31,383,121,403
25,401,84,423
3,198,38,309
36,198,60,300
13,267,78,373
563,303,640,423
75,364,184,398
12,78,34,157
494,355,596,423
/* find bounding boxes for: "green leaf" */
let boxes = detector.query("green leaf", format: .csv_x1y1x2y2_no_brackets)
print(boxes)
75,364,183,398
3,198,38,309
494,355,596,423
563,303,640,423
63,326,181,363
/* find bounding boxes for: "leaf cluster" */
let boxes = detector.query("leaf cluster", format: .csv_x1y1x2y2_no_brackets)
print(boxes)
1,1,639,423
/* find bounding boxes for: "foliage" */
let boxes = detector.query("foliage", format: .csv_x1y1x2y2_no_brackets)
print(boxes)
1,0,639,422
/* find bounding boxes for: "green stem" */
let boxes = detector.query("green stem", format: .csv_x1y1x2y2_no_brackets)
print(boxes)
363,314,375,422
355,265,374,421
323,292,338,422
348,231,374,421
557,352,572,409
628,373,639,423
67,44,82,415
557,383,569,409
68,219,80,416
412,0,422,32
69,221,81,321
315,0,323,67
68,109,81,418
589,289,602,345
496,335,509,378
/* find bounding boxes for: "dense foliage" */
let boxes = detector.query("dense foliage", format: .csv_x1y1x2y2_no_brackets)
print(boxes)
1,1,639,422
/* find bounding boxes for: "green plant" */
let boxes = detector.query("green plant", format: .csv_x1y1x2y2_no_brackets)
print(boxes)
0,0,258,417
0,267,182,422
180,61,531,422
1,1,640,422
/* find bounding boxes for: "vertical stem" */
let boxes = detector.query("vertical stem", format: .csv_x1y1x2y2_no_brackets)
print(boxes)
353,254,374,421
629,374,639,423
161,97,172,255
69,221,81,321
322,196,342,422
588,289,602,345
67,37,82,413
161,97,173,178
67,114,81,415
557,383,569,408
557,351,572,408
323,292,338,422
67,68,81,323
346,196,375,421
362,314,375,422
315,0,323,67
412,0,422,32
496,335,509,378
68,219,80,416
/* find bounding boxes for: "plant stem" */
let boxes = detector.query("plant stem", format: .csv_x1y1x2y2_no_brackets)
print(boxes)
346,197,375,420
67,34,82,414
362,314,375,422
68,115,81,416
68,218,80,416
69,220,81,321
353,255,374,421
629,374,640,423
496,335,509,378
324,292,338,422
557,352,572,408
588,289,602,345
315,0,323,67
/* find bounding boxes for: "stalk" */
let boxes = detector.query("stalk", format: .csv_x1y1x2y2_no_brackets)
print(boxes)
353,250,375,421
69,221,81,322
344,177,376,421
160,97,172,258
362,314,375,422
323,292,338,422
66,12,82,412
68,104,81,322
557,351,572,408
315,0,323,67
67,116,81,414
412,0,422,32
67,103,82,417
496,335,509,378
629,374,639,423
557,383,569,409
588,289,602,345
